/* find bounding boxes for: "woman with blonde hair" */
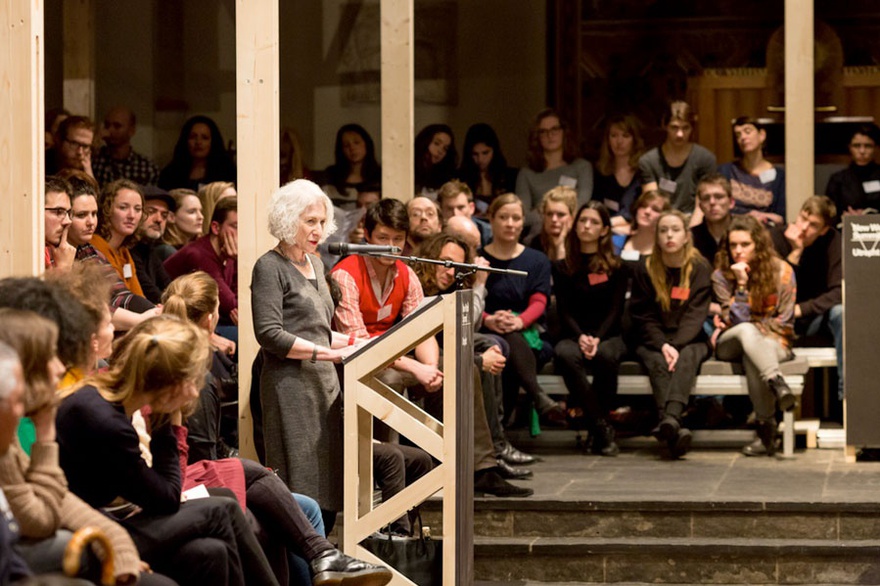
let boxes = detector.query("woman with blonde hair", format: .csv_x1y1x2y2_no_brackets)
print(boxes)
198,181,237,235
630,210,712,459
712,215,796,456
528,186,577,261
638,101,716,218
56,317,279,585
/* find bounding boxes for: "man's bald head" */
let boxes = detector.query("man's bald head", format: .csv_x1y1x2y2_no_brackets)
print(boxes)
103,106,136,148
444,215,481,255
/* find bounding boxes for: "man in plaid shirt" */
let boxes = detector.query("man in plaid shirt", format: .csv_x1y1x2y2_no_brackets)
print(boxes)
92,106,160,187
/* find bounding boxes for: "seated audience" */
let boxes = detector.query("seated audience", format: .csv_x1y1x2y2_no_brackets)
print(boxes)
480,194,565,427
718,116,786,225
825,123,880,223
516,108,593,238
617,190,671,261
712,216,797,457
92,106,160,187
770,195,843,399
90,179,147,296
160,188,204,258
322,124,382,209
47,116,96,180
639,101,716,219
630,210,711,459
158,115,236,191
405,196,442,253
528,186,577,261
691,174,735,264
458,123,518,215
593,114,645,233
414,124,457,198
437,180,492,246
553,202,627,456
198,182,237,235
130,186,175,304
165,197,239,336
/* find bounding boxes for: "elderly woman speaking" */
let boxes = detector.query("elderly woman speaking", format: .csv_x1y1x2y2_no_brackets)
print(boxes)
251,179,359,528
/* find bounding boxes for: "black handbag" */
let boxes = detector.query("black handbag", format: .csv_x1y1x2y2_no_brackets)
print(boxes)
361,515,442,586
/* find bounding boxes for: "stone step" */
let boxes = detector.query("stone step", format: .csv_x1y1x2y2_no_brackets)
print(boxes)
471,536,880,584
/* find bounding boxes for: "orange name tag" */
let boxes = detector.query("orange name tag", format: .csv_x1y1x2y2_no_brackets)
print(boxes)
671,286,690,300
765,294,778,308
588,273,609,286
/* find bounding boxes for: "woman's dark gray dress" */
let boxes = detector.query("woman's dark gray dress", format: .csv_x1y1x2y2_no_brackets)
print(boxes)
251,250,342,511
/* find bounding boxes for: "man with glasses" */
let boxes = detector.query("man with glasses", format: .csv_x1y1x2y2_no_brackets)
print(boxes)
46,116,95,180
405,196,442,253
43,176,77,270
130,185,176,303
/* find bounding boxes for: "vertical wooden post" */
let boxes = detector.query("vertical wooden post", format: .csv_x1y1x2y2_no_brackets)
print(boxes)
0,0,43,278
63,0,95,118
784,0,814,222
235,0,280,461
380,0,414,202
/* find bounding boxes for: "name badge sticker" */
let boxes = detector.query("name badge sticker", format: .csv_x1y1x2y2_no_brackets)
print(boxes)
671,286,690,301
558,175,577,188
620,249,641,262
659,177,678,193
123,263,133,279
603,198,620,212
863,180,880,194
588,273,609,286
377,304,393,321
759,168,778,184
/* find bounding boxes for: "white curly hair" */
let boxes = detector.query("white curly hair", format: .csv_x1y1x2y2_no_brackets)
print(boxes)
267,179,337,244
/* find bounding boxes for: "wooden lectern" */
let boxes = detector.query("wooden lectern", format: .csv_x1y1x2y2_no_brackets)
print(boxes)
342,291,474,585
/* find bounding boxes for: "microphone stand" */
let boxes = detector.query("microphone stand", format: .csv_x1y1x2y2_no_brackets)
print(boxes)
364,252,528,282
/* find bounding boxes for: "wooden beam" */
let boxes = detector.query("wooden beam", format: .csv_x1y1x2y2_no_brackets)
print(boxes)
380,0,414,202
63,0,94,118
235,0,280,461
784,0,814,221
0,0,43,278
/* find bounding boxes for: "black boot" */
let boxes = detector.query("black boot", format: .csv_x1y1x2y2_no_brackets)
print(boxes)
310,549,393,586
590,419,620,457
768,375,796,412
743,419,778,457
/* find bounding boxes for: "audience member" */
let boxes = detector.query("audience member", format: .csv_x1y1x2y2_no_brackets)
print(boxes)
480,194,566,427
406,196,442,253
718,116,786,225
158,115,236,191
770,195,843,399
90,179,146,296
516,108,593,238
437,180,492,246
280,127,311,185
639,101,716,218
161,188,204,255
130,185,176,303
691,174,735,264
47,116,95,179
528,186,577,261
712,215,797,456
458,123,518,215
322,124,382,208
825,123,880,223
553,202,627,456
414,124,457,198
594,114,645,232
618,190,671,261
372,442,434,535
630,210,711,459
198,181,237,235
165,197,239,333
43,176,77,271
92,106,160,187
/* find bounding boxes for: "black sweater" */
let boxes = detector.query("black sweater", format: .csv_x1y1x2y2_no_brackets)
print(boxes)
56,386,182,515
552,256,627,341
771,226,842,320
630,256,712,351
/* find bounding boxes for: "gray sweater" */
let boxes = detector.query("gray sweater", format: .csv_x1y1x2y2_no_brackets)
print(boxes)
638,144,716,212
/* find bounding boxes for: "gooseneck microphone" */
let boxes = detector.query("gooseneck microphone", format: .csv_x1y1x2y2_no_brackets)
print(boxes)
327,243,402,255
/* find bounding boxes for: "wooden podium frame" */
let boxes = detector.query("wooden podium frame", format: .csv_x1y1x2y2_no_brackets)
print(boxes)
342,291,474,585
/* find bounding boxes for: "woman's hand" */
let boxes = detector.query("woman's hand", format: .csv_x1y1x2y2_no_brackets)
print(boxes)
730,261,750,288
481,345,506,375
661,343,679,372
581,335,599,360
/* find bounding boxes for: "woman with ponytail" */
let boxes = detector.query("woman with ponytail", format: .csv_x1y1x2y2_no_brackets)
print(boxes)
630,210,712,459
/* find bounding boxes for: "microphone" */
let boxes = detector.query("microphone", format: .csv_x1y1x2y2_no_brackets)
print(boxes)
327,243,401,255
